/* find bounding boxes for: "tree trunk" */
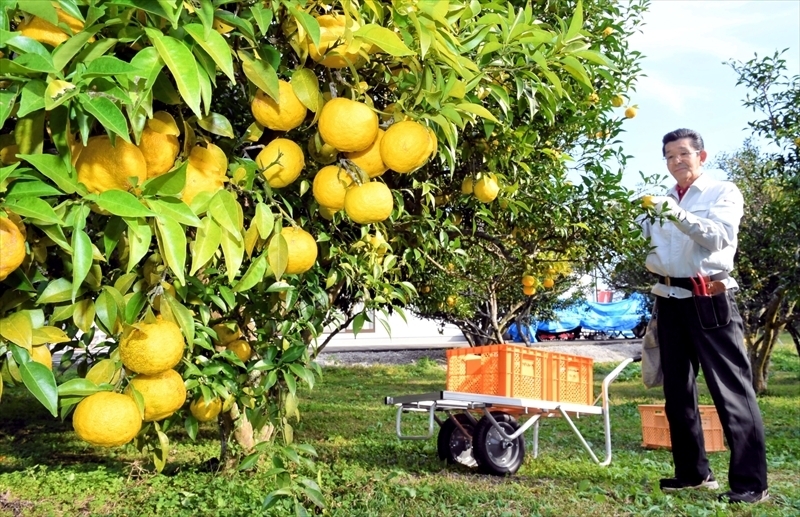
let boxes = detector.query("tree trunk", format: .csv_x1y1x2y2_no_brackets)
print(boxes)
748,289,786,394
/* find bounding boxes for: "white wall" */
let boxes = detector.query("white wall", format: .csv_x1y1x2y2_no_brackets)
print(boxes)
316,311,468,350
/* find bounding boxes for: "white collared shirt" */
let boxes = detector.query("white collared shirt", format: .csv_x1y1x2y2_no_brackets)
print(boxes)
640,172,743,299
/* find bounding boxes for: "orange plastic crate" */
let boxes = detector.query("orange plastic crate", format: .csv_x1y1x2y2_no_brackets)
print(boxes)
546,351,594,405
638,404,726,452
446,344,593,404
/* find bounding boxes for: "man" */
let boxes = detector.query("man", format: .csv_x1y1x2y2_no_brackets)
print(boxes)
639,128,768,504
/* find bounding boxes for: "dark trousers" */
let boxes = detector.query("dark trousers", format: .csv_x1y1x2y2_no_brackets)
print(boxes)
656,292,767,492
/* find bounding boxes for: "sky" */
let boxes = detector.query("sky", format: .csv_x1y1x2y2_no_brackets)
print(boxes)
615,0,800,191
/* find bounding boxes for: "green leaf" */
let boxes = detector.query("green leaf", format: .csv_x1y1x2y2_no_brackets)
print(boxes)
5,179,63,198
2,197,62,225
183,24,235,82
286,6,320,48
149,198,201,227
15,110,45,154
17,153,78,194
155,217,187,285
8,53,57,74
37,278,74,304
455,102,500,123
209,190,242,237
290,69,321,113
20,0,58,23
219,227,244,284
141,160,187,197
0,87,18,128
95,289,119,335
130,47,164,91
57,378,107,397
239,452,261,471
353,24,414,56
78,94,131,143
573,49,617,70
250,5,273,37
71,230,93,301
52,32,96,72
190,217,221,275
560,55,592,89
565,0,584,41
19,355,58,417
124,291,147,324
31,326,70,345
147,30,202,117
254,203,275,239
86,359,118,385
239,51,279,101
233,253,267,292
267,234,288,280
83,55,142,77
16,81,46,119
163,292,194,351
94,190,155,218
125,218,152,273
0,312,33,349
197,112,235,138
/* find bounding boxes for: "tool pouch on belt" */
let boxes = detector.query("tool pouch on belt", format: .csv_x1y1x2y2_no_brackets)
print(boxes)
694,291,731,329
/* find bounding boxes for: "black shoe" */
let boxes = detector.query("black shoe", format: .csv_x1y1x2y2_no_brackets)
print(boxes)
659,473,719,492
719,489,770,504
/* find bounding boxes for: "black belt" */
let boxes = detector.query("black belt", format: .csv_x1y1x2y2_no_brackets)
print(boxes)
656,272,729,291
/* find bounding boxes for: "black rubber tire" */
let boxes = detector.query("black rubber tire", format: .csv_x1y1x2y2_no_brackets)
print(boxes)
436,413,477,467
472,412,525,476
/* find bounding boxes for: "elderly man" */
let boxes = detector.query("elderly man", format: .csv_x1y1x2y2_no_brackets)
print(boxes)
639,128,768,504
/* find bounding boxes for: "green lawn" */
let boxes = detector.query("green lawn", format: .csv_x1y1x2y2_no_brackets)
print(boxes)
1,344,798,516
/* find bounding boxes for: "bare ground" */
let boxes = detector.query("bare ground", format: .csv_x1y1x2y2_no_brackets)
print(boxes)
314,341,642,367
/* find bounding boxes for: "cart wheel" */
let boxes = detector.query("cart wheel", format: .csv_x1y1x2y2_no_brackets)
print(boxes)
473,412,525,476
437,413,477,467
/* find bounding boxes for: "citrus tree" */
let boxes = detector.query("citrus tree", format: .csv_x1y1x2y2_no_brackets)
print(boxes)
400,0,653,343
711,51,800,392
0,0,652,509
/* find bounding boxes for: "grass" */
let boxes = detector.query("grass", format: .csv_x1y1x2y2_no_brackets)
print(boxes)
1,343,798,516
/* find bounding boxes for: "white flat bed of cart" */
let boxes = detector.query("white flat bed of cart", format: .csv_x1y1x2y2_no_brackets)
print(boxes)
384,357,637,474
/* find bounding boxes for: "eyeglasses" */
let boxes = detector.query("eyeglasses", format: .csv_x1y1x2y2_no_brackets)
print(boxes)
663,150,700,162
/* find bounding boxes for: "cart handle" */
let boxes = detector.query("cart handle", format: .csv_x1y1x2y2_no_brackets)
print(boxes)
396,402,438,440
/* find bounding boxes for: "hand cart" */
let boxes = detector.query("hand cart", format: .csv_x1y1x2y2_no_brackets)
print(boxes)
384,356,638,476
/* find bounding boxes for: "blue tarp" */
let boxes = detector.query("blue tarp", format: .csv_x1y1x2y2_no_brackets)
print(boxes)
508,294,649,341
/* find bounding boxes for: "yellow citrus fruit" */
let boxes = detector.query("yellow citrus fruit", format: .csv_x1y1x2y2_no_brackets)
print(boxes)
30,345,52,370
251,80,307,131
603,27,615,37
625,106,637,119
319,206,338,220
312,165,354,210
73,392,142,447
794,137,800,147
0,133,19,165
307,134,338,165
611,95,625,108
521,275,536,287
461,177,474,194
379,120,433,173
641,195,655,208
281,227,318,274
308,14,362,68
345,128,388,178
18,7,85,47
344,182,393,224
318,98,379,152
543,278,555,289
75,136,148,193
588,93,599,104
226,339,252,362
138,111,180,178
212,322,242,347
523,285,536,296
446,295,456,307
126,369,187,422
190,397,222,422
182,143,227,204
426,127,438,158
0,215,26,281
119,319,185,375
367,234,387,256
473,174,500,203
256,138,305,188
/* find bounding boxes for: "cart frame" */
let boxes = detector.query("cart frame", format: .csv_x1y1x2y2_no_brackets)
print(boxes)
384,357,637,467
